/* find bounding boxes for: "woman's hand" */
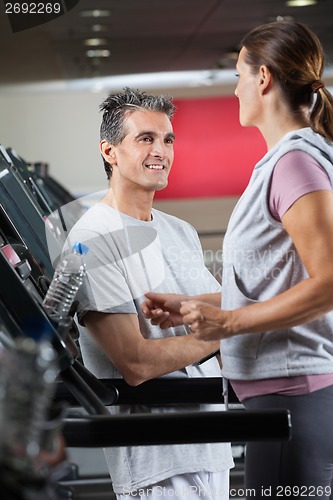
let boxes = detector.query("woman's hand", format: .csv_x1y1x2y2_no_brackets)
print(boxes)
180,300,230,340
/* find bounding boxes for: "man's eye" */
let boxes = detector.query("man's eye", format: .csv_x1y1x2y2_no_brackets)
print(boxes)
166,138,174,144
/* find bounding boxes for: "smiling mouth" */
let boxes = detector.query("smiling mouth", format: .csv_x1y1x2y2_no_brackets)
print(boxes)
145,165,165,170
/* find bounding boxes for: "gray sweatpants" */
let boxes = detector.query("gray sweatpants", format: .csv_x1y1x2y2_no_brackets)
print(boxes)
243,385,333,499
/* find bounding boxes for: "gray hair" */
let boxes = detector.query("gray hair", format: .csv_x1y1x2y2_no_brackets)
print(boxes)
99,88,176,179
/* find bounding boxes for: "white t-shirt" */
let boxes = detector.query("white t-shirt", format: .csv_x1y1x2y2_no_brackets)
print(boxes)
68,203,234,494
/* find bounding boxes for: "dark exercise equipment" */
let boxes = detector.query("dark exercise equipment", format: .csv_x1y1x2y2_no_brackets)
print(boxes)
0,242,117,411
63,408,291,447
0,145,58,277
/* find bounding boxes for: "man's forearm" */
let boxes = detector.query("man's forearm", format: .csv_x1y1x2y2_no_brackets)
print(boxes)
193,292,221,307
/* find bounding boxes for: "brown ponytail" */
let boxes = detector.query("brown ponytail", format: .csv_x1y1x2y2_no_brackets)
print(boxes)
241,21,333,142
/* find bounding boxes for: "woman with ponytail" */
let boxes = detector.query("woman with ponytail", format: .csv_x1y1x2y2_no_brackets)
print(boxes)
143,21,333,499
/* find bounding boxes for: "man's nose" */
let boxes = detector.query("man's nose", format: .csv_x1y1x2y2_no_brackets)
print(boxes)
151,140,167,157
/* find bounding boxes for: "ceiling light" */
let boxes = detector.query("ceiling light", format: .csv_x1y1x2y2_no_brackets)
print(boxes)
79,10,111,18
86,49,110,58
286,0,317,6
91,24,109,33
269,15,295,22
225,51,239,61
90,58,102,66
84,38,107,47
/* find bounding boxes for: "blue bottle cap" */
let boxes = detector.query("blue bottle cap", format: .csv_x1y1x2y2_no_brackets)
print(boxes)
72,242,89,255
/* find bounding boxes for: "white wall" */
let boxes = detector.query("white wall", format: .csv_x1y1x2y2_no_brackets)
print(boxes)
0,91,109,195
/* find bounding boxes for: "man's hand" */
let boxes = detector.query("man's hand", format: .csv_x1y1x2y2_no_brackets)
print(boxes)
141,292,189,329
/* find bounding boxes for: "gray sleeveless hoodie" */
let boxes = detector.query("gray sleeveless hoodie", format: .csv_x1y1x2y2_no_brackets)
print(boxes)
221,128,333,380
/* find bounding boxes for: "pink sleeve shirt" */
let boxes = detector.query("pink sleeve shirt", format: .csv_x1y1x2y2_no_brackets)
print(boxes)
269,149,332,221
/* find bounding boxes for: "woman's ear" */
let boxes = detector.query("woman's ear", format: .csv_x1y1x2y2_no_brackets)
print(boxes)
259,65,272,94
100,140,116,163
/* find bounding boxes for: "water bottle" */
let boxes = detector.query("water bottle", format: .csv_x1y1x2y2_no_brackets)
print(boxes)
43,241,89,321
0,328,58,475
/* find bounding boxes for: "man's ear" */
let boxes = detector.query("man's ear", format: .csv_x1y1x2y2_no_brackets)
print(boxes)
100,140,116,163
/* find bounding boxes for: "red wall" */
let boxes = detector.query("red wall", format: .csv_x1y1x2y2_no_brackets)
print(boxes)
154,95,266,200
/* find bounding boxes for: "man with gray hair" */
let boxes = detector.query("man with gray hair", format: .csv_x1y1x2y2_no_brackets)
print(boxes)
67,87,233,499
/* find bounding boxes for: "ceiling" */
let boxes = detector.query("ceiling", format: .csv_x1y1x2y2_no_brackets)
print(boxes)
1,0,333,92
